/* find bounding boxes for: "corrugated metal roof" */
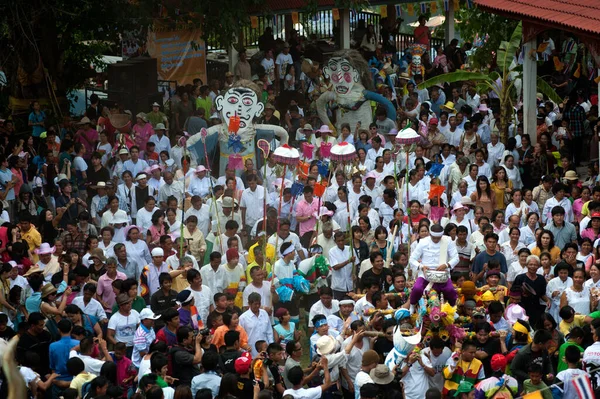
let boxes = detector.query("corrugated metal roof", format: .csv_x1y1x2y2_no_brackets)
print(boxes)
474,0,600,35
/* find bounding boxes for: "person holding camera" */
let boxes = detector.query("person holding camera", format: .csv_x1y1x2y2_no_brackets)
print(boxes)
169,325,204,387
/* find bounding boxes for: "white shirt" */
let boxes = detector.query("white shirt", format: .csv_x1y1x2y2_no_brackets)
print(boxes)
243,281,272,307
124,159,149,176
69,351,105,376
200,264,226,294
542,196,573,224
239,309,274,356
190,285,214,326
329,245,354,292
506,261,527,283
275,53,294,79
148,134,171,153
421,346,452,391
107,310,141,346
216,176,245,190
158,181,185,205
401,355,432,399
282,387,322,399
366,147,384,164
409,236,459,278
136,207,159,235
341,336,370,390
184,205,211,237
308,300,340,328
188,176,213,198
72,297,108,321
240,186,265,228
486,142,505,167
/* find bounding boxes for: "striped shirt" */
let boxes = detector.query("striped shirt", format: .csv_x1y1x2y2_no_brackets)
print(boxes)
443,357,485,395
132,324,155,367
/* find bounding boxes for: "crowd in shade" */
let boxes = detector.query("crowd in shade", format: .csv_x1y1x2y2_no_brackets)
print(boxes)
0,14,600,399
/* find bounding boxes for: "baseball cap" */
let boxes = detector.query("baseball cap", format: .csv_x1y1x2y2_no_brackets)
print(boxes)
234,352,252,374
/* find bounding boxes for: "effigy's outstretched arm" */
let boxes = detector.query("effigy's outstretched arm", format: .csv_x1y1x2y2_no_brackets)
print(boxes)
364,90,397,121
256,125,289,145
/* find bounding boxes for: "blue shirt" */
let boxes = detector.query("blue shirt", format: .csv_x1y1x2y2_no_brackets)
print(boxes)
25,292,42,314
49,336,80,381
0,168,14,201
29,111,46,137
191,371,221,398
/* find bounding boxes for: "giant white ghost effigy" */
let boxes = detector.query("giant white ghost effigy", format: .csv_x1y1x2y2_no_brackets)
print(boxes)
186,80,288,174
317,49,396,135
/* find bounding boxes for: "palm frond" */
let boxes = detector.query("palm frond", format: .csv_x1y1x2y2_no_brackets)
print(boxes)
537,77,563,105
418,71,492,90
497,22,522,74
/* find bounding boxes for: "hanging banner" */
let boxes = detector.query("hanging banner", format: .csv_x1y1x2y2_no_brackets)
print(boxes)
291,12,299,24
395,4,402,16
444,0,449,11
147,28,207,85
380,5,388,17
453,0,460,11
466,0,473,8
250,16,258,29
407,4,414,15
332,8,340,20
420,3,427,14
431,2,437,12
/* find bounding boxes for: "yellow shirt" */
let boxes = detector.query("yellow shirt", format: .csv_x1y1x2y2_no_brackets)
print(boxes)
21,227,42,262
247,242,276,265
172,273,190,292
531,246,561,264
70,372,96,396
559,314,586,335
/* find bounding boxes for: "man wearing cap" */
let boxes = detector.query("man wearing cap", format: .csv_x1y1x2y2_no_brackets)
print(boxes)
149,123,171,154
107,293,141,354
132,308,160,367
409,224,459,307
474,354,518,397
147,102,168,129
140,247,172,301
90,182,108,226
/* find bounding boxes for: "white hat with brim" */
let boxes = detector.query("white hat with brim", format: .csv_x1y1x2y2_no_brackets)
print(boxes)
317,125,333,134
92,182,107,190
155,123,166,131
505,304,529,324
451,202,467,213
140,308,161,320
118,148,129,155
112,212,129,224
195,165,207,173
370,364,395,385
35,243,56,255
460,196,475,207
77,117,92,125
316,335,336,356
222,197,237,208
152,102,161,107
136,113,148,122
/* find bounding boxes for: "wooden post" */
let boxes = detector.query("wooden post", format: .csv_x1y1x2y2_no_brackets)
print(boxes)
340,9,351,49
444,6,455,46
522,36,537,145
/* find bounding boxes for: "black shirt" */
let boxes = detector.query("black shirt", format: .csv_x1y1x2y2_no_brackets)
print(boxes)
361,268,393,291
373,338,394,362
220,349,243,374
268,362,285,399
513,273,547,325
476,337,502,377
150,289,178,316
86,166,110,198
17,330,52,375
237,376,264,398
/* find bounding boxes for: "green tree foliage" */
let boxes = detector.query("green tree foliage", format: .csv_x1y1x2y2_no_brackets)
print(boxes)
455,7,518,69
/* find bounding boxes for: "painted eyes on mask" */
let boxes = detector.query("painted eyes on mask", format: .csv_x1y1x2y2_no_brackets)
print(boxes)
227,97,238,104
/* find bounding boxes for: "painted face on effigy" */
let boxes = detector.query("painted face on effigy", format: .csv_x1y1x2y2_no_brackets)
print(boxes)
215,87,264,129
323,57,360,95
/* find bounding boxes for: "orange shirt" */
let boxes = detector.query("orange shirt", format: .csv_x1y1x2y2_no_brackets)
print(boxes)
211,324,249,350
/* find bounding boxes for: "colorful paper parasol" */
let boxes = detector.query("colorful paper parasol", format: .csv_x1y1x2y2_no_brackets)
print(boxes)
330,142,357,163
272,144,300,166
395,127,421,145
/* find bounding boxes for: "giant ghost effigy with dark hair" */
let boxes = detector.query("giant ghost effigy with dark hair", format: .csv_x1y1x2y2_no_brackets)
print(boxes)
187,80,288,174
316,49,396,135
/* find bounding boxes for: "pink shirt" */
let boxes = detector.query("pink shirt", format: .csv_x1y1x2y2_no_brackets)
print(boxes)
133,123,154,151
295,198,320,236
573,198,584,221
76,128,99,159
97,271,127,310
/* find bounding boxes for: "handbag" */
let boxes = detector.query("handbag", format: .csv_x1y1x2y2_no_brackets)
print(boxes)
424,237,450,283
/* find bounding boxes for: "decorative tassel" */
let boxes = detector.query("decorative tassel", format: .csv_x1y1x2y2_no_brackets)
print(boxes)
228,153,244,170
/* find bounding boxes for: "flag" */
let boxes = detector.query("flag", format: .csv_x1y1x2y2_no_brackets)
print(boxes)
444,0,449,11
428,184,445,199
431,2,437,12
407,3,414,15
380,5,388,17
395,4,402,16
522,391,543,399
291,12,299,24
453,0,459,11
332,8,340,20
250,16,258,29
420,2,427,14
573,373,594,399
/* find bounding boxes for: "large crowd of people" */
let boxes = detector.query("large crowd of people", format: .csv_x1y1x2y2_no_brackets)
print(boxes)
0,14,599,399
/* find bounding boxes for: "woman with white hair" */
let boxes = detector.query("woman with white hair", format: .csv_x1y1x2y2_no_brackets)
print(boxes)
513,254,551,326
